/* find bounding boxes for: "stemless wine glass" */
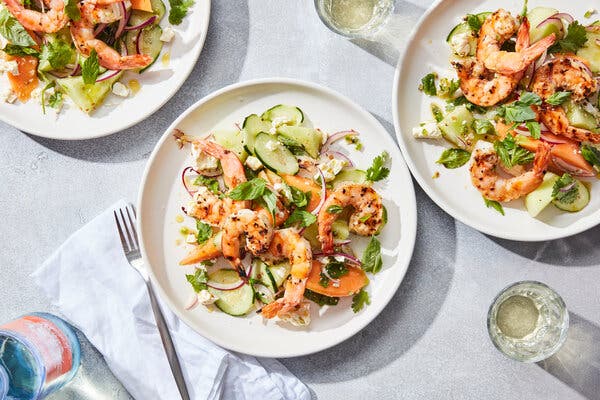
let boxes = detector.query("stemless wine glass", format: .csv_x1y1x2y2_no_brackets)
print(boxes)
487,281,569,363
314,0,395,38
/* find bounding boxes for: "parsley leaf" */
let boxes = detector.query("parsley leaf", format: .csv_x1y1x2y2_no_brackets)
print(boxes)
2,44,38,57
483,197,505,215
193,175,220,194
48,90,63,109
227,178,267,200
324,260,349,279
493,134,535,168
552,173,579,204
186,268,208,293
438,78,460,99
446,95,488,114
169,0,194,25
351,288,371,313
361,236,383,274
498,92,541,123
64,0,81,21
0,8,35,46
581,144,600,167
326,205,343,214
549,22,588,53
365,151,390,182
81,50,100,85
40,39,74,70
195,220,212,244
466,13,483,33
304,289,339,306
525,121,541,139
473,119,495,135
546,91,571,106
419,73,437,96
436,148,471,169
283,209,316,228
319,272,329,288
431,103,444,123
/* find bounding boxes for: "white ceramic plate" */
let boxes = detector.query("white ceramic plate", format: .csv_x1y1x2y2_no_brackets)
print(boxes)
0,0,210,140
393,0,600,241
138,78,417,357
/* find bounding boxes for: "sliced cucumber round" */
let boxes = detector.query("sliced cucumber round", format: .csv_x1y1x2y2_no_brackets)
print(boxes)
276,125,322,158
124,25,163,73
446,12,491,56
254,133,299,175
242,114,270,154
332,220,350,240
332,168,367,188
261,104,304,125
207,269,254,316
268,262,291,289
250,259,272,288
552,181,590,212
128,0,166,26
213,128,248,162
253,283,275,304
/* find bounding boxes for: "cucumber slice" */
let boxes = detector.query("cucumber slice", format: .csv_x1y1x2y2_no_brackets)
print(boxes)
552,180,590,212
241,114,270,154
213,128,248,162
564,100,598,131
302,222,320,249
56,73,123,114
276,125,322,158
526,7,561,43
525,172,560,217
128,0,166,26
576,29,600,73
261,104,304,125
446,12,490,57
438,105,479,150
268,262,291,289
212,230,223,247
124,25,163,73
332,168,367,188
253,283,275,304
207,270,254,316
254,133,299,175
250,259,272,288
332,220,350,240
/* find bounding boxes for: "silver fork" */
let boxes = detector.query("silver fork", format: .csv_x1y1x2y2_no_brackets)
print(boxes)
114,205,190,400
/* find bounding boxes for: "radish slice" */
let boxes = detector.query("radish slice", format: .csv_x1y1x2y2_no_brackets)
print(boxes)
207,279,246,291
125,15,157,31
321,130,359,153
552,156,596,177
311,168,327,215
96,69,121,82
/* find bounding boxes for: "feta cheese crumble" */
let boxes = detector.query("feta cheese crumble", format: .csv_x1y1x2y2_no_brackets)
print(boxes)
112,82,130,97
0,59,19,75
197,289,217,305
412,121,442,139
191,142,220,171
315,157,347,182
449,32,473,57
245,155,263,171
160,26,175,42
268,116,290,134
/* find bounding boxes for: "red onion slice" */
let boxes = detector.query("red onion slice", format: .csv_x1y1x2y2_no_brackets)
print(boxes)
70,64,81,77
333,239,352,246
115,2,129,39
535,16,563,30
185,294,198,310
551,13,574,24
559,181,577,192
314,252,362,266
96,69,121,82
540,133,568,144
321,130,359,153
320,265,339,285
94,23,107,37
322,150,354,167
207,279,246,291
311,168,327,215
552,156,596,177
135,28,143,54
182,166,198,196
124,15,156,31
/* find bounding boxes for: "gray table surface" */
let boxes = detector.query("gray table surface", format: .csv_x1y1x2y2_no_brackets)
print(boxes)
1,1,600,399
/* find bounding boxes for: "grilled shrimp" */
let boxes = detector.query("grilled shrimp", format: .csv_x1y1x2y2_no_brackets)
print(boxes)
477,9,556,75
71,0,152,70
192,139,247,190
221,209,273,274
318,183,384,254
260,229,313,325
453,17,532,107
531,54,600,143
470,143,551,202
2,0,68,33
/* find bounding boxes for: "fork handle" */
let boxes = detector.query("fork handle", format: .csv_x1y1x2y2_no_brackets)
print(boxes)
145,279,191,400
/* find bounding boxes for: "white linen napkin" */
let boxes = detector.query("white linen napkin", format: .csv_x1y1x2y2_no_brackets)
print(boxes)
31,200,311,400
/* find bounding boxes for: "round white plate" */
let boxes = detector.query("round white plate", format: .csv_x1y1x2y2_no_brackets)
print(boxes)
393,0,600,241
138,78,417,357
0,0,210,140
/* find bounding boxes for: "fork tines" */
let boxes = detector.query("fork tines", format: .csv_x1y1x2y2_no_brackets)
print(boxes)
113,205,140,253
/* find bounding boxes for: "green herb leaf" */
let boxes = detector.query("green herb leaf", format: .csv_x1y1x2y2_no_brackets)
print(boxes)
325,260,349,279
473,119,495,135
195,220,212,244
64,0,81,21
304,289,339,306
549,21,588,53
168,0,194,25
48,90,63,109
351,288,371,313
483,197,505,215
518,92,542,106
466,13,483,32
446,95,488,114
552,173,579,204
493,134,535,168
81,50,99,85
318,273,329,288
289,186,308,208
193,175,220,194
584,9,596,18
437,78,460,99
186,268,208,293
0,8,35,46
227,178,267,200
436,148,471,169
431,103,444,123
326,205,343,214
2,44,38,57
419,73,437,96
361,236,383,274
40,39,75,70
525,121,541,139
581,144,600,167
365,151,390,182
283,209,316,228
260,190,278,221
546,91,571,106
277,135,305,156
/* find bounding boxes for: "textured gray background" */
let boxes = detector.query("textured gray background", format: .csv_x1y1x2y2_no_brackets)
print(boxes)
1,1,599,399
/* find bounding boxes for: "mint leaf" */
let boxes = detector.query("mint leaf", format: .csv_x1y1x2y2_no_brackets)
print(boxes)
2,44,38,57
195,220,212,244
304,289,339,306
227,178,267,200
365,151,390,182
473,119,495,135
289,186,308,208
169,0,194,25
483,197,505,215
324,260,349,278
186,268,208,292
581,144,600,167
351,288,370,313
81,50,99,84
493,134,534,168
40,39,74,70
283,209,316,228
466,13,483,32
525,121,541,139
552,173,579,204
0,8,35,46
361,236,382,274
64,0,81,21
419,73,437,96
437,148,471,169
438,78,460,99
193,175,220,193
546,91,571,106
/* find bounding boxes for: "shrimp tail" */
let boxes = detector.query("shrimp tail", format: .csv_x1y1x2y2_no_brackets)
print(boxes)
533,142,552,172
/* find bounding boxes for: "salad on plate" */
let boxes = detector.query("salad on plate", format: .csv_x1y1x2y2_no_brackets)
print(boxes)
414,4,600,218
0,0,192,114
173,104,391,327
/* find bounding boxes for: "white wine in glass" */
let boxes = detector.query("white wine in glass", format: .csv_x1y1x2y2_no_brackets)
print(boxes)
315,0,394,38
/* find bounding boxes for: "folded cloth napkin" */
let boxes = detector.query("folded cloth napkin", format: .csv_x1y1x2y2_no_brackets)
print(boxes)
32,200,311,400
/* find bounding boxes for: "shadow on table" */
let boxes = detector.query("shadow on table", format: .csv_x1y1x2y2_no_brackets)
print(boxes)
26,0,250,164
47,329,132,400
487,223,600,268
537,312,600,400
349,0,426,68
281,184,456,384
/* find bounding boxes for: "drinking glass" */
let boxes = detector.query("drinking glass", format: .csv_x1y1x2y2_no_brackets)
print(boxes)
487,281,569,362
314,0,395,38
